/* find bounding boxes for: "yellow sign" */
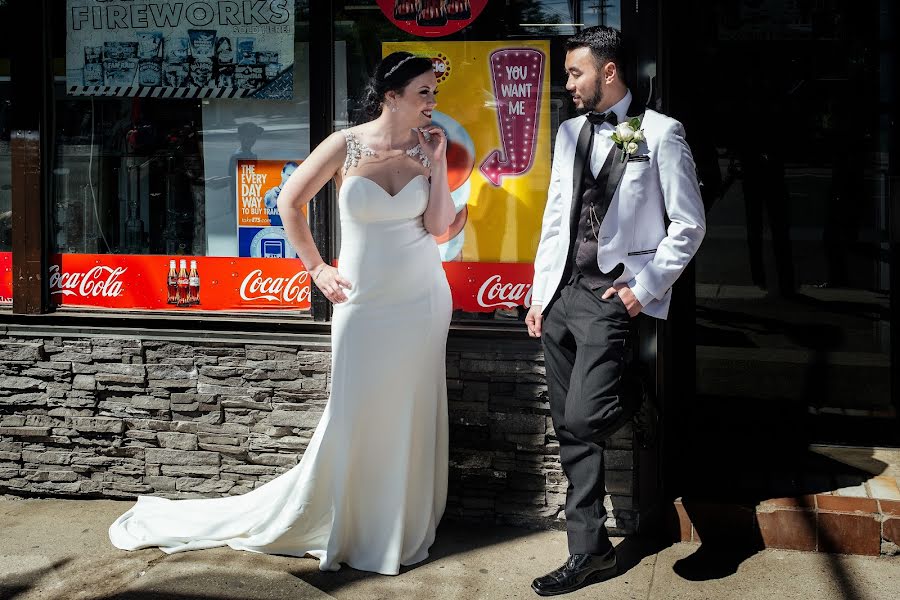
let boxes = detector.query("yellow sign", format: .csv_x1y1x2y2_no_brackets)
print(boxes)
384,41,551,263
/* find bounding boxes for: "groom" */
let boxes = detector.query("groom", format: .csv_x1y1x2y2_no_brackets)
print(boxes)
525,26,705,596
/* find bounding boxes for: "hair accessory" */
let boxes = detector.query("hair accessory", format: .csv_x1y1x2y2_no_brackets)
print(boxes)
384,55,417,79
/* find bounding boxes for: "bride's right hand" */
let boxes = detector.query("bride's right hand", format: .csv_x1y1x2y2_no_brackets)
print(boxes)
311,264,353,303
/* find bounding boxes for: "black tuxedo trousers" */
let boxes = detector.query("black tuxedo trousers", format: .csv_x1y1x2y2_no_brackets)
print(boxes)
541,271,636,555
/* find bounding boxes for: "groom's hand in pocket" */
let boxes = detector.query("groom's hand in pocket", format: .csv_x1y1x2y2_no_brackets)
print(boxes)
526,304,543,338
602,284,643,317
312,265,353,304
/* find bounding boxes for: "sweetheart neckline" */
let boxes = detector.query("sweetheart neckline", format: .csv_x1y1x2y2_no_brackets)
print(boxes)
341,174,428,198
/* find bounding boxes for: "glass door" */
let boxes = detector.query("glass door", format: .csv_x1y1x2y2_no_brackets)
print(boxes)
662,0,898,504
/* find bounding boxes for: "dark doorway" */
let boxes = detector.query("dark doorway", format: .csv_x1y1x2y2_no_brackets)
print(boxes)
659,0,899,516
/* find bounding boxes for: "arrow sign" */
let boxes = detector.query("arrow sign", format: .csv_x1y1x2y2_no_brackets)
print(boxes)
479,48,545,187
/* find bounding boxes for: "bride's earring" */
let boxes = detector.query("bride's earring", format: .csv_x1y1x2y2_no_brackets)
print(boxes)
390,103,399,113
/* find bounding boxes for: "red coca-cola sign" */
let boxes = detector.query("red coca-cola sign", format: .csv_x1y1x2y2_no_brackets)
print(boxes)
475,274,533,310
377,0,488,38
49,264,127,299
0,253,535,314
239,269,311,304
45,254,312,311
0,252,11,304
443,262,534,312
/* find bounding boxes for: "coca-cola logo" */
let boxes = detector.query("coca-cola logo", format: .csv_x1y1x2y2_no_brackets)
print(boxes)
476,274,532,309
239,269,311,304
49,265,126,298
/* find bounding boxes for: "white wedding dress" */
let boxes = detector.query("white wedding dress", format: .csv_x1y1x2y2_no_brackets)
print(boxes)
109,140,452,576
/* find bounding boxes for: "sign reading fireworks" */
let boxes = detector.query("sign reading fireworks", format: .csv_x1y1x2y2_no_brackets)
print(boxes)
65,0,295,99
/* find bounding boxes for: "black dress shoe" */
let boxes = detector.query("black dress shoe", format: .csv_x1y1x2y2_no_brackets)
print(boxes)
531,548,617,596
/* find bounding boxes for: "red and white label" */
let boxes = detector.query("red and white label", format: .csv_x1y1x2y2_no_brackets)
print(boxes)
49,265,127,299
239,269,311,304
475,274,533,310
443,262,534,312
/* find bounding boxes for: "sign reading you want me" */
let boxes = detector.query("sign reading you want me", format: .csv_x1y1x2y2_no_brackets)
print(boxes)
66,0,295,99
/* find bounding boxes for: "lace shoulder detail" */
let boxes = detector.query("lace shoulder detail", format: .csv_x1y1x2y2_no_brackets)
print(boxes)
405,144,431,170
342,129,430,173
342,129,376,175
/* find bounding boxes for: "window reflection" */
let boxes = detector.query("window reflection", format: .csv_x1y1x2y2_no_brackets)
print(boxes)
54,98,206,256
690,2,895,444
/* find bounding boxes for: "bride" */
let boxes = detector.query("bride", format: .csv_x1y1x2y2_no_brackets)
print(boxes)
108,52,455,576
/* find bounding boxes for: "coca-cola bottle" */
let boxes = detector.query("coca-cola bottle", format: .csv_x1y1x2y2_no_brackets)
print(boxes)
417,0,447,27
166,259,177,304
176,259,189,306
188,260,200,305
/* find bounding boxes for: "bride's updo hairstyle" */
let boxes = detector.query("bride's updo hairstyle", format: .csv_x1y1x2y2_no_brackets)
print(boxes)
361,52,435,120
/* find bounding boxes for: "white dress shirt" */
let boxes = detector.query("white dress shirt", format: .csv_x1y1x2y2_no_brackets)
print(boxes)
588,89,633,177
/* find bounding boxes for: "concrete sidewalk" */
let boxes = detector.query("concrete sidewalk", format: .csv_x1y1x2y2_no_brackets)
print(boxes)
0,496,897,600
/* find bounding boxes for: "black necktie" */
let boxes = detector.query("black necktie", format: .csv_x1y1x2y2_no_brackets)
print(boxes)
586,111,618,127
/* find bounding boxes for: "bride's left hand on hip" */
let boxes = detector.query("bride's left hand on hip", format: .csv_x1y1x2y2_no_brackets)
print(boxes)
313,265,352,303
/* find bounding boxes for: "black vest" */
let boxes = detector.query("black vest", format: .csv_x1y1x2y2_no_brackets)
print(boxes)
569,136,623,288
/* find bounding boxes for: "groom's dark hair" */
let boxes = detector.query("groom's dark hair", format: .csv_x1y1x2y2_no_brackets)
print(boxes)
566,26,629,84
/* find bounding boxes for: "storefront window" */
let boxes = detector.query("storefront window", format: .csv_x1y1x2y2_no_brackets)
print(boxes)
43,0,629,318
50,0,311,313
333,0,623,320
678,2,898,446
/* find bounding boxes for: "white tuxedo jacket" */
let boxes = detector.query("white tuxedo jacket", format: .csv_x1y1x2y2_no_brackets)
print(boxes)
532,108,706,319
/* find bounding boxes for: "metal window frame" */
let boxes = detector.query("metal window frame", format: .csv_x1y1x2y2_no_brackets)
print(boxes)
307,0,335,322
10,0,53,315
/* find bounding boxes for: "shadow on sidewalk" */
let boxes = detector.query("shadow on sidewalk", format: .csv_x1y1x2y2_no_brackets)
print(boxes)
671,388,884,583
672,351,885,586
297,521,541,594
613,535,673,576
0,559,72,600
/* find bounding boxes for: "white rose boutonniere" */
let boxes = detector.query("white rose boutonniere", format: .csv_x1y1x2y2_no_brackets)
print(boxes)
611,117,645,162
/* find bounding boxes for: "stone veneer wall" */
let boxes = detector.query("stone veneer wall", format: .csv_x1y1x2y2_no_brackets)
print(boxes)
0,329,638,534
